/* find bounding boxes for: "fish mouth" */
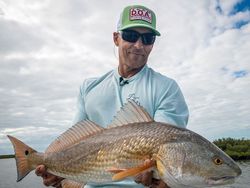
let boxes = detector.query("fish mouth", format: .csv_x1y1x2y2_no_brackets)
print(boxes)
207,176,235,185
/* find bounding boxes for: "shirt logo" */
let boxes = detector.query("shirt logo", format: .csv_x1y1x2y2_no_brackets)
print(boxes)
127,93,140,105
129,8,152,23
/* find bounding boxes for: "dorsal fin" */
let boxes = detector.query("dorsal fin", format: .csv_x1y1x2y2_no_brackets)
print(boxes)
108,100,154,128
45,120,104,153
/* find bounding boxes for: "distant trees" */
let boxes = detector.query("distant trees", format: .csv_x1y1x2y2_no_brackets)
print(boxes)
213,138,250,160
0,154,14,159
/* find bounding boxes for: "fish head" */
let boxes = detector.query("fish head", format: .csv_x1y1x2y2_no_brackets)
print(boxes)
154,138,241,187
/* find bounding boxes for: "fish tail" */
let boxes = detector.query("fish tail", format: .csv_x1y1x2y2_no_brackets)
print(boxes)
7,135,40,182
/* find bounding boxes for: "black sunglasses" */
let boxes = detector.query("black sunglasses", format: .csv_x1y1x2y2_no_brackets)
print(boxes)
120,30,156,45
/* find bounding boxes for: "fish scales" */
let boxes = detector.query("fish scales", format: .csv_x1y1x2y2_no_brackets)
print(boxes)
44,122,170,182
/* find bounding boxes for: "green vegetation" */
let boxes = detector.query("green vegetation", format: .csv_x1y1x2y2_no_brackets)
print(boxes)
213,138,250,160
0,154,15,159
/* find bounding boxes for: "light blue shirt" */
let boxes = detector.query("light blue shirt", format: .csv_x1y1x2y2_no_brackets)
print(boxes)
73,65,189,187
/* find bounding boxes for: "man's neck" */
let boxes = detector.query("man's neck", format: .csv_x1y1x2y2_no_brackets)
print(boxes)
118,65,145,78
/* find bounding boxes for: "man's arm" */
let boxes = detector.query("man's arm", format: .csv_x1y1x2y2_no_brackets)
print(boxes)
154,80,189,127
72,85,88,125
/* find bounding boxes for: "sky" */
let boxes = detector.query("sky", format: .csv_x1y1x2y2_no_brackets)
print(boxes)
0,0,250,155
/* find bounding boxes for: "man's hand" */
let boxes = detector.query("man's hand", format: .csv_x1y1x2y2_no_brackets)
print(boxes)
35,165,64,188
135,171,170,188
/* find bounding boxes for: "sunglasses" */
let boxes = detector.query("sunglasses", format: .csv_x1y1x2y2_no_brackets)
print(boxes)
120,30,156,45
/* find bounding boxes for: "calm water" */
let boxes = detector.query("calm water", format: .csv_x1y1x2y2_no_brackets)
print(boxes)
0,159,249,188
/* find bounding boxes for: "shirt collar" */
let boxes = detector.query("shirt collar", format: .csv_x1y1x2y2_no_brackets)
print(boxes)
114,64,148,82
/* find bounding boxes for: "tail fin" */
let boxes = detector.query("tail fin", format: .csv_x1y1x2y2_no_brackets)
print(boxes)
7,135,37,182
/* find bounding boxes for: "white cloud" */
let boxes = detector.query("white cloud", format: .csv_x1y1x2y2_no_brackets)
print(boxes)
0,19,45,54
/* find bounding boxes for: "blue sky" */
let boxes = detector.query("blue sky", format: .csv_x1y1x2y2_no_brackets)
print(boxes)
0,0,250,155
232,0,250,14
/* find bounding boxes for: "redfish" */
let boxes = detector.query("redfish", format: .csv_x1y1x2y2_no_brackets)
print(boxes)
8,101,241,187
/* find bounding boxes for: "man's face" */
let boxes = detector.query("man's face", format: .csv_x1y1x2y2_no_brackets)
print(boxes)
114,27,155,72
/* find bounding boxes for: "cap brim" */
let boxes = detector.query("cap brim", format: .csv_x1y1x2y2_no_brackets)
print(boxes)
119,23,161,36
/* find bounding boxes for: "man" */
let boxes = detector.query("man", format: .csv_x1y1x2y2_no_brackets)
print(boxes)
36,5,189,188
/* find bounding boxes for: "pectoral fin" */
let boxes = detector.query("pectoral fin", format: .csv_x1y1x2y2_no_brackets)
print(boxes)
107,167,126,173
112,160,156,181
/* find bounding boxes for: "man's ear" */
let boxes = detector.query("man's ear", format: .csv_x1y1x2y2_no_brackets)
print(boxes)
113,32,119,46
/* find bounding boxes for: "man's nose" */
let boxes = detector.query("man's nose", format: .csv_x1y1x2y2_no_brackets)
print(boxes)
133,37,144,49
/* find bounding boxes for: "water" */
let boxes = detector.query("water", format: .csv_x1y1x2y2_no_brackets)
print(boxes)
0,158,44,188
0,159,249,188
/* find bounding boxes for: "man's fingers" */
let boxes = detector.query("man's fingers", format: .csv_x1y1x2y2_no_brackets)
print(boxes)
35,165,46,176
43,174,63,187
134,171,153,186
54,181,63,188
141,171,153,186
35,165,64,187
51,176,64,188
151,178,170,188
134,173,142,184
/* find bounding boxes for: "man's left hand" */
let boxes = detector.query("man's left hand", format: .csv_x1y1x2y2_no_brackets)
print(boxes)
135,171,170,188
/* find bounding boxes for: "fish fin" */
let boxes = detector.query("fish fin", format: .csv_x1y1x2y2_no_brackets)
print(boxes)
45,120,104,153
61,179,85,188
107,167,126,173
155,158,179,187
112,160,156,181
108,100,154,128
7,135,37,182
155,159,165,178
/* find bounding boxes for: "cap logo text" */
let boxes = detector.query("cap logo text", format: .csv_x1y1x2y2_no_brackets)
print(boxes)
130,8,152,23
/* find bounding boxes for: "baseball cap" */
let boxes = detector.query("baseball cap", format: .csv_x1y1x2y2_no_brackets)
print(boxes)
117,5,161,36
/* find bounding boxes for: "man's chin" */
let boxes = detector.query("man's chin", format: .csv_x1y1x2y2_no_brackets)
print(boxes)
128,63,146,71
129,58,146,65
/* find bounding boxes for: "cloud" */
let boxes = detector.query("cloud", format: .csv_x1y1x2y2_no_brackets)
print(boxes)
0,19,45,54
177,17,250,140
1,126,64,154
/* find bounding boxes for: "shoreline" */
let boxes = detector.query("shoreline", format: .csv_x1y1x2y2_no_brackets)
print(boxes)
0,154,14,159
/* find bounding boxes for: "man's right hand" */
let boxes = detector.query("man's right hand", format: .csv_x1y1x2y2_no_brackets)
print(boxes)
35,165,64,188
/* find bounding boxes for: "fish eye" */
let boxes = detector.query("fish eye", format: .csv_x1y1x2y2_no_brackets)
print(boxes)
25,150,29,155
213,157,223,165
